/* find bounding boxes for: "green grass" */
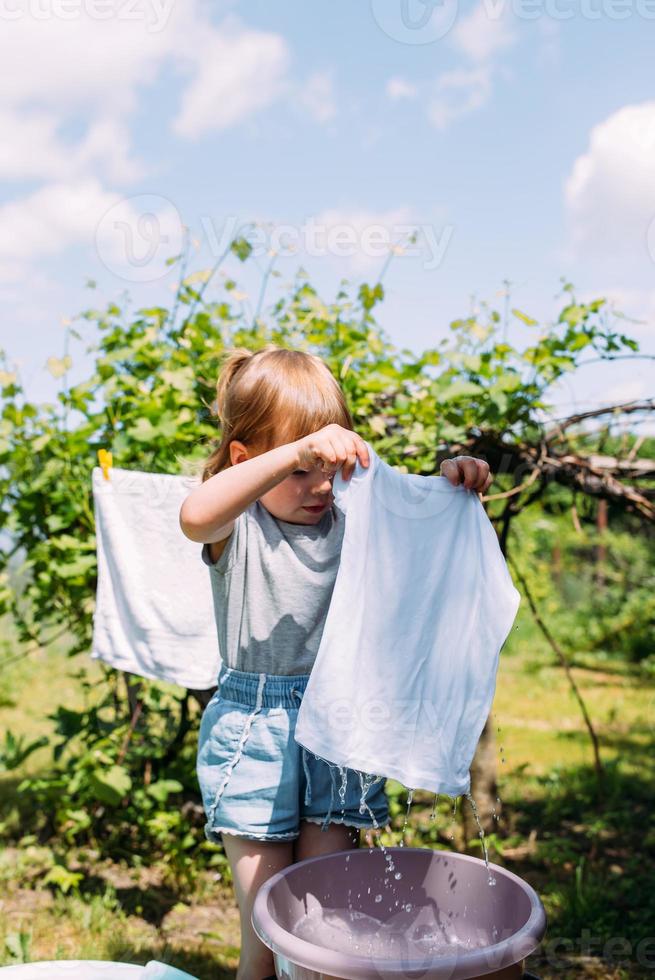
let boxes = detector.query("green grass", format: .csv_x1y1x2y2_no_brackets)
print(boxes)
493,610,653,780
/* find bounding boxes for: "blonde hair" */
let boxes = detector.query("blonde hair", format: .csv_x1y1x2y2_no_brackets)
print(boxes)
200,344,354,483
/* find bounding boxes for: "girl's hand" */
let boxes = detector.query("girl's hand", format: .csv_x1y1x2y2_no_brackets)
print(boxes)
294,424,370,481
440,455,493,494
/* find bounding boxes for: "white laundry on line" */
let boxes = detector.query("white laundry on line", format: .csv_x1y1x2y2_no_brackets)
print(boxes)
294,443,521,797
91,466,220,690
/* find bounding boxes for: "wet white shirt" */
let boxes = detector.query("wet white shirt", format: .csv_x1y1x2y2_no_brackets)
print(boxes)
294,443,521,797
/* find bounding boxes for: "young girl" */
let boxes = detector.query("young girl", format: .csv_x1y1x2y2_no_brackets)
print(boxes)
180,344,491,980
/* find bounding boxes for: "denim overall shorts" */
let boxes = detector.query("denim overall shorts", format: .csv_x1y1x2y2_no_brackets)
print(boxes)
196,664,390,842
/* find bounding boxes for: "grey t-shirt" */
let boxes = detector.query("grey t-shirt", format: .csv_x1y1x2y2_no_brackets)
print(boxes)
201,499,345,676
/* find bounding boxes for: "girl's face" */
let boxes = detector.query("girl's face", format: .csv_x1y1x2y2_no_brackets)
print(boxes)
261,465,335,524
229,439,335,525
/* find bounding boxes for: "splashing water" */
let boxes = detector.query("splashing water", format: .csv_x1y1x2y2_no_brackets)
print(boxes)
354,769,495,926
358,772,379,817
338,766,349,805
292,902,491,958
357,773,404,896
398,788,414,847
465,792,496,886
447,794,458,841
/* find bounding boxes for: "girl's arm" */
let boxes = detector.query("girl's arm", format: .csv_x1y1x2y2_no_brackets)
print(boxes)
180,423,368,543
179,442,300,543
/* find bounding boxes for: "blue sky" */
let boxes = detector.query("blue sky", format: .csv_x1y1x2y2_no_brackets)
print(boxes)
0,0,653,431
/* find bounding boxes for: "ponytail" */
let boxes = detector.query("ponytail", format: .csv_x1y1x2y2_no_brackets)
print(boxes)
215,347,253,424
198,343,353,484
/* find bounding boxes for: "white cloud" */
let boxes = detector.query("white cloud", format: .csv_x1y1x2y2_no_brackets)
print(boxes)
74,118,148,183
591,286,655,340
603,377,649,403
451,0,517,62
0,181,186,284
386,77,418,102
0,180,118,271
0,111,145,183
0,3,295,175
0,3,179,191
0,5,296,279
563,101,655,267
0,4,178,116
172,22,291,137
295,71,337,124
426,0,517,130
0,3,292,133
428,67,492,130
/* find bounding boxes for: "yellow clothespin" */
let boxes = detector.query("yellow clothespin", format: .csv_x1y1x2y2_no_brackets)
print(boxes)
98,448,113,481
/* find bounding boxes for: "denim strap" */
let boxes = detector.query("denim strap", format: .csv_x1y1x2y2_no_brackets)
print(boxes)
207,672,266,828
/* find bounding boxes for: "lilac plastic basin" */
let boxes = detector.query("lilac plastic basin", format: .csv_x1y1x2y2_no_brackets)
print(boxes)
252,847,547,980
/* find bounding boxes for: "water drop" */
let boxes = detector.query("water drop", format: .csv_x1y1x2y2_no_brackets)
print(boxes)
358,771,378,816
465,792,492,876
399,788,415,847
338,767,348,805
